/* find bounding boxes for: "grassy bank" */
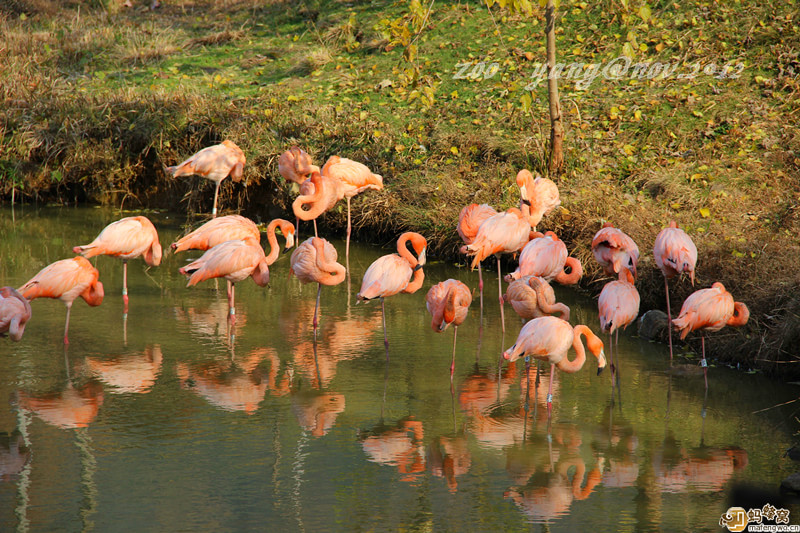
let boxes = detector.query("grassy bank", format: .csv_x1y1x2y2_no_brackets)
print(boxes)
1,0,799,374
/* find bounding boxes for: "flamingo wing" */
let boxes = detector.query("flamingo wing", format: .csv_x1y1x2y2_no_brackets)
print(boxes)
467,211,530,267
457,203,497,245
172,215,259,252
75,217,159,260
654,227,698,279
357,254,412,300
19,257,99,302
322,156,383,195
182,240,265,286
598,281,641,334
673,284,733,338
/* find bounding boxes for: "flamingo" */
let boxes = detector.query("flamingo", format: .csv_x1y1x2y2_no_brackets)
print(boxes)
290,237,347,336
504,275,570,321
654,220,698,364
516,169,560,230
457,203,497,314
292,169,344,238
321,155,383,266
278,146,319,185
19,256,104,344
72,216,162,314
179,240,273,324
0,287,32,342
506,231,583,285
673,282,749,388
171,215,260,253
357,232,427,356
503,315,606,414
425,279,472,378
591,222,640,279
598,268,640,378
166,140,246,217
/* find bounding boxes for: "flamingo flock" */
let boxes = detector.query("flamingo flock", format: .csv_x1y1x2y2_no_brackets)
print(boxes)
2,142,750,407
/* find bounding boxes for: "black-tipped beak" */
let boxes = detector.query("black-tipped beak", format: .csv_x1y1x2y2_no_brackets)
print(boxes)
413,264,423,272
597,366,605,376
522,199,532,206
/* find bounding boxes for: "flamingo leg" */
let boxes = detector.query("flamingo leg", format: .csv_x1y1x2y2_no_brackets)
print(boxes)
497,256,505,333
63,303,73,344
227,282,236,325
665,276,673,366
615,329,621,389
701,334,708,389
313,219,318,238
122,259,129,315
313,283,321,337
346,197,351,270
547,363,555,417
212,181,220,218
450,326,458,380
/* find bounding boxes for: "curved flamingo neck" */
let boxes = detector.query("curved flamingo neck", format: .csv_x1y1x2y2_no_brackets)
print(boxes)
396,234,419,268
728,301,750,328
292,171,329,221
555,257,583,285
404,268,425,294
557,324,589,374
264,220,282,265
443,289,458,323
312,238,346,285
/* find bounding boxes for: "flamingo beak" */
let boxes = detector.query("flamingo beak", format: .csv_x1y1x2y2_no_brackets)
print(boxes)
417,248,427,267
283,233,295,252
519,184,529,202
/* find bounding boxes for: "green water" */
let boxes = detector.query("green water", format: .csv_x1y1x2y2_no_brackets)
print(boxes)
0,206,798,532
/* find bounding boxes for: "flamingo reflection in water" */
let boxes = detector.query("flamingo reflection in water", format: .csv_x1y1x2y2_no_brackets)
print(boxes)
173,299,248,342
0,431,31,481
427,435,471,493
360,417,426,482
291,390,346,438
85,345,163,394
458,361,519,416
18,381,104,430
651,435,748,493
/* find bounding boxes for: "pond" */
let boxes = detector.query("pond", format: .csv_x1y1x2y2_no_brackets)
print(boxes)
1,206,799,532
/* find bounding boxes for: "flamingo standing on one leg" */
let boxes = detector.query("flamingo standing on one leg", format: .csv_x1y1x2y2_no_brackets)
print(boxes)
72,216,162,314
457,203,497,315
672,282,749,389
0,287,32,341
321,155,383,267
290,237,346,336
505,231,583,286
19,257,104,344
598,267,640,381
591,222,640,279
516,169,560,230
292,170,344,238
425,279,472,379
504,275,570,321
654,220,698,365
357,232,427,358
503,315,606,415
166,140,246,217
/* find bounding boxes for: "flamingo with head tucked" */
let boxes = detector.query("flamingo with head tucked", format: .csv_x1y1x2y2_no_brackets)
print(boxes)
321,155,383,266
504,275,570,322
516,169,560,230
279,146,319,185
292,170,344,238
506,231,583,286
357,232,427,357
591,222,640,279
166,140,246,217
503,315,606,415
19,257,104,344
290,237,346,336
598,268,640,379
425,279,472,378
654,220,698,364
73,216,162,314
673,282,749,388
0,287,32,342
171,215,261,253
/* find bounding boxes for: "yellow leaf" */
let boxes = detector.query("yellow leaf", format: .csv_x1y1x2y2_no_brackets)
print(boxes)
450,146,459,155
670,202,681,209
287,95,299,102
692,110,703,117
699,208,710,218
359,111,368,120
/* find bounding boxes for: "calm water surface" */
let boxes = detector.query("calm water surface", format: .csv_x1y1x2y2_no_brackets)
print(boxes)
1,206,799,532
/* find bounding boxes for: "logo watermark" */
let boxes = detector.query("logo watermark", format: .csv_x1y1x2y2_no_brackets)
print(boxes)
720,505,799,533
452,57,745,90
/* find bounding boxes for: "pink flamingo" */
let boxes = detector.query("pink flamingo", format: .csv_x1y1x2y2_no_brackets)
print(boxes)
321,155,383,265
516,169,560,230
166,140,246,217
171,215,260,253
504,275,570,321
673,282,749,388
598,268,640,378
289,237,347,335
591,222,640,279
0,287,32,342
19,256,104,344
425,279,472,378
278,146,319,185
653,220,698,364
292,169,344,238
357,232,427,355
506,231,583,285
503,315,606,414
73,216,162,313
457,203,497,314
